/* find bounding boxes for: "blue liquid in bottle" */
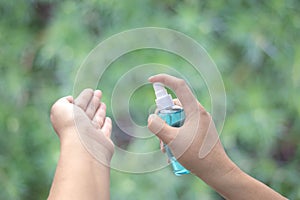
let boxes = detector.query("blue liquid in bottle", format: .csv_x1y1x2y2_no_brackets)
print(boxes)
153,82,190,176
158,106,190,176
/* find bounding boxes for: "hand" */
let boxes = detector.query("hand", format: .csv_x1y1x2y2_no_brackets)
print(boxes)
50,89,114,165
147,74,235,182
48,89,114,200
147,74,287,200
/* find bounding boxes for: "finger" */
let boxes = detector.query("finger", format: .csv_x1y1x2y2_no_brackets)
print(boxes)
86,90,102,119
154,100,181,114
101,117,112,138
56,96,73,104
147,114,177,144
66,96,74,103
93,102,107,128
149,74,203,116
173,98,182,107
160,140,166,153
74,88,94,111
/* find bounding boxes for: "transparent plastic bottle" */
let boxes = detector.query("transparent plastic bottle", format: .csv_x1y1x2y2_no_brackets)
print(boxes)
153,83,190,176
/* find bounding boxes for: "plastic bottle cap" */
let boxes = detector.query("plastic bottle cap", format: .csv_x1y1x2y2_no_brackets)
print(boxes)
153,82,174,110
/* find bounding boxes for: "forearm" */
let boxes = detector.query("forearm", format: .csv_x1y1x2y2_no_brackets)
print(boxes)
213,166,287,200
48,136,110,200
194,143,286,200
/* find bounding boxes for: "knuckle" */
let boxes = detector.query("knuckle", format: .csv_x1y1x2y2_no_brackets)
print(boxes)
198,104,209,116
176,78,186,88
200,109,209,117
200,108,207,115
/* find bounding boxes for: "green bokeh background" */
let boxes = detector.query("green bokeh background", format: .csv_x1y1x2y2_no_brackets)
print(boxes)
0,0,299,199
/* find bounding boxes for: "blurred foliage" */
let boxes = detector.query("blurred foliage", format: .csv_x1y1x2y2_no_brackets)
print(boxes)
0,0,299,199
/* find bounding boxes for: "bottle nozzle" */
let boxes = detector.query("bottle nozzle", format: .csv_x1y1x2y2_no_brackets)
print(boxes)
153,82,174,110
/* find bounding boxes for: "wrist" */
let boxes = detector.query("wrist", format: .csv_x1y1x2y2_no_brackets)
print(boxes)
196,152,237,186
59,128,113,167
49,133,111,200
208,163,243,199
60,140,93,161
194,150,240,199
190,139,234,180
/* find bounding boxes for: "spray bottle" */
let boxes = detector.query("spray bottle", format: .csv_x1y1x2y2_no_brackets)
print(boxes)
153,82,190,176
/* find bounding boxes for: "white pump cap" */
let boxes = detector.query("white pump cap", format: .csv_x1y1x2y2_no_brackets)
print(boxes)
153,82,174,110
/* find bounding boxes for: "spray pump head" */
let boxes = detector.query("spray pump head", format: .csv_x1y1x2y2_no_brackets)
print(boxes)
153,82,174,110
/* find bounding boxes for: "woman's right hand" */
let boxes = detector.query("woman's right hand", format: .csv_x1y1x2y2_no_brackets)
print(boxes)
147,74,236,182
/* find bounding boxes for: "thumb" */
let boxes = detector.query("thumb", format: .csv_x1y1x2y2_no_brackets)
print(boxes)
66,95,74,103
147,114,177,144
56,96,73,104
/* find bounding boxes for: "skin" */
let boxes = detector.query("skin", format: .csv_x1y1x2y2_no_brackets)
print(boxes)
48,74,287,200
48,89,114,200
147,74,287,200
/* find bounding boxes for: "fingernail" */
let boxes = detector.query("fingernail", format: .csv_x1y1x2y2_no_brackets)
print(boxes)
94,90,102,97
